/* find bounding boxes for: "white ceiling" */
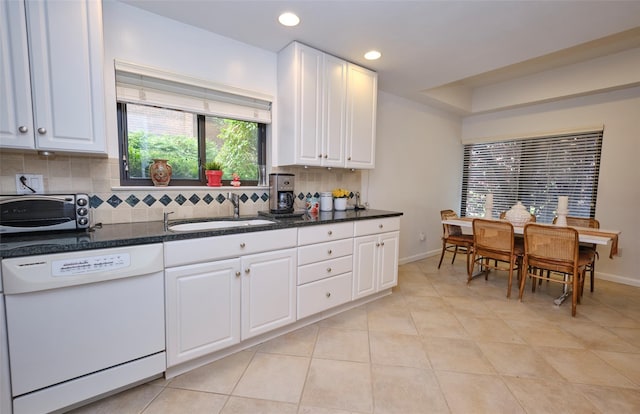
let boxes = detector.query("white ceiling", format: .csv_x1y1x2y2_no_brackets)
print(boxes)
119,0,640,107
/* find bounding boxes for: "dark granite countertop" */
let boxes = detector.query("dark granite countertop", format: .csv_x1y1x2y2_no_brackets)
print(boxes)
0,209,403,258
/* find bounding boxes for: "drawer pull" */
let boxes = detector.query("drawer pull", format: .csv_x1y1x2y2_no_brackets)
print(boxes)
235,271,241,277
376,242,380,247
379,224,384,229
327,267,332,273
381,242,385,246
240,242,246,248
326,292,331,298
245,268,250,274
328,230,333,236
328,249,333,255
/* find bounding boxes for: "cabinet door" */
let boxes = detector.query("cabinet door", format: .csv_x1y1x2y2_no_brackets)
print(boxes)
25,0,106,153
346,63,377,169
165,259,241,367
241,248,297,340
322,54,347,167
378,232,400,291
0,0,34,149
296,44,324,166
352,235,378,299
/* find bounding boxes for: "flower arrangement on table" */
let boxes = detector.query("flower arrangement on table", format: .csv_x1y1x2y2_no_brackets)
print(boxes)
332,188,350,211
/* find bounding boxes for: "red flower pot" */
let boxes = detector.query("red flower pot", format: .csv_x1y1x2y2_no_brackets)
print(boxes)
205,170,223,187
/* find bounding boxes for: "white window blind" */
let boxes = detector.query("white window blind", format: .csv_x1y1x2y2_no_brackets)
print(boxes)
115,62,272,124
461,130,603,223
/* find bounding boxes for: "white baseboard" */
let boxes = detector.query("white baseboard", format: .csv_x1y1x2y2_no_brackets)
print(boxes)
595,272,640,287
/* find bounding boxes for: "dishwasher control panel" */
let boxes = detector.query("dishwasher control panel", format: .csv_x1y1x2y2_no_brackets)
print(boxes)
52,253,131,276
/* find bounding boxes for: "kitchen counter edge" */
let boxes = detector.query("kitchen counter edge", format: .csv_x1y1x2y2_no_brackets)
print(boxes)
0,210,403,258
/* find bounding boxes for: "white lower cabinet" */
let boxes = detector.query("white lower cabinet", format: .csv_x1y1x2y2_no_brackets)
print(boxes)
353,218,401,300
241,248,297,340
296,223,355,319
165,258,241,367
164,229,297,367
163,218,401,368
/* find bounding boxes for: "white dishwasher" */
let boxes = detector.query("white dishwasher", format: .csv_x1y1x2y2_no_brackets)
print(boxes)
2,244,166,414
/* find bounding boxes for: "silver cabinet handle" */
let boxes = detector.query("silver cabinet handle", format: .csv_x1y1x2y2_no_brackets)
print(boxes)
37,127,46,135
18,126,28,133
328,230,333,235
235,271,241,277
327,267,332,273
327,249,332,255
244,268,250,274
326,292,331,298
381,242,385,246
376,243,380,247
347,156,351,160
240,242,246,248
324,154,328,158
379,224,384,229
318,154,322,158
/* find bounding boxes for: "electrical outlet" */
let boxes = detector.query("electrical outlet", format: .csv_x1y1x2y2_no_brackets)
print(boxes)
15,174,44,194
419,232,426,241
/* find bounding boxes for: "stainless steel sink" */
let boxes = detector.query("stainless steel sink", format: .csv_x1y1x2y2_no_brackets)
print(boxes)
168,219,276,232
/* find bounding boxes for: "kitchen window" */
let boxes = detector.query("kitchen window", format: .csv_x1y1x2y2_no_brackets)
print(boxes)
461,130,603,223
115,62,271,186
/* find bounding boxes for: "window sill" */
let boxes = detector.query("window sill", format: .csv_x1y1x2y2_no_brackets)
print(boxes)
111,185,269,192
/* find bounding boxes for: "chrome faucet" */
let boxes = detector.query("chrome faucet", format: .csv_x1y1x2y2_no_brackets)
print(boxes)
163,211,174,231
227,192,240,218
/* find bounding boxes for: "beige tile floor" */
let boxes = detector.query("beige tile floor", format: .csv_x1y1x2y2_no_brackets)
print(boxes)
70,256,640,413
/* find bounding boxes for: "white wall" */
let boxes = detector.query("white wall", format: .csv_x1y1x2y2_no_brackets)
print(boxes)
102,0,277,158
463,86,640,285
368,92,463,263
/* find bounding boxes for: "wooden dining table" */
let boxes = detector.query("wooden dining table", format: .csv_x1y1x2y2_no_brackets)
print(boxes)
442,217,621,306
442,217,620,258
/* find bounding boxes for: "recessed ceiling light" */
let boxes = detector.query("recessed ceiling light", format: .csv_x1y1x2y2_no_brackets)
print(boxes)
364,50,381,60
278,12,300,27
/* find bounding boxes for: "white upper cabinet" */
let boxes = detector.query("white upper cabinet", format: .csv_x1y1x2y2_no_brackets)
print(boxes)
276,41,376,169
0,0,106,154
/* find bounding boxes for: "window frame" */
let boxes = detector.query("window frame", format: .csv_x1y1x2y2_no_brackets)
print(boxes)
117,102,266,187
461,130,603,223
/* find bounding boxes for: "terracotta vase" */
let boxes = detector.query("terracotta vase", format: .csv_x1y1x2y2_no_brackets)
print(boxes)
149,159,172,186
205,170,223,187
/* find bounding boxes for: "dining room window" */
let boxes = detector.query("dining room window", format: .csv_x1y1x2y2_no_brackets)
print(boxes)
461,130,603,223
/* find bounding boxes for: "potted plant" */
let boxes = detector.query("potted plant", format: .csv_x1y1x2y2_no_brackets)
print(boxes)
204,160,223,187
332,188,349,211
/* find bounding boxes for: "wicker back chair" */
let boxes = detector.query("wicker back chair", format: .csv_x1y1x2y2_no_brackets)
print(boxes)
519,223,591,317
438,210,474,272
469,219,523,298
553,216,600,293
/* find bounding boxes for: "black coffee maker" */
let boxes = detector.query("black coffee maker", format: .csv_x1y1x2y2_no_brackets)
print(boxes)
269,173,295,214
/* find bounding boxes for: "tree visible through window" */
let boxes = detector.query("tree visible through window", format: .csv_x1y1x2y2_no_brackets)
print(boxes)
461,131,603,223
118,103,264,186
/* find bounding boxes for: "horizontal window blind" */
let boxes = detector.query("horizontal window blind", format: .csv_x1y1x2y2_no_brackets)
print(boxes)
115,63,271,124
461,130,603,224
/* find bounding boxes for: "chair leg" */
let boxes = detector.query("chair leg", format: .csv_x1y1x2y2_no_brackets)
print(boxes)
590,262,595,293
438,241,447,269
467,251,476,284
451,246,459,264
571,270,579,317
518,261,528,301
507,262,514,299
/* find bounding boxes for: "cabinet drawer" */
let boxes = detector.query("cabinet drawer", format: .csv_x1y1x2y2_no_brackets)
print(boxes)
298,255,352,285
297,273,353,319
354,217,400,237
164,228,297,267
298,239,353,266
298,222,354,246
